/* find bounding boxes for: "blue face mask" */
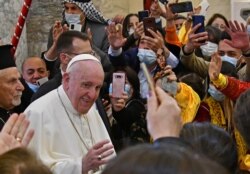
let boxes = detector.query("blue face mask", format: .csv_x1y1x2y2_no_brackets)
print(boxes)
27,82,39,93
247,25,250,36
208,85,225,102
221,55,238,67
124,84,131,96
65,12,81,24
109,83,132,98
137,49,157,66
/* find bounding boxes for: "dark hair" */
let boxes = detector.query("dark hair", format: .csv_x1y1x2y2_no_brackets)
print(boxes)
112,66,141,99
234,89,250,148
122,13,139,38
179,73,206,100
55,30,91,55
21,57,47,73
220,31,232,41
103,144,229,174
205,25,222,44
0,147,52,174
180,122,238,173
206,13,229,28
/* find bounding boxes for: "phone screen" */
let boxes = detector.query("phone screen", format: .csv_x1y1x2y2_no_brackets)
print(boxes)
112,73,125,98
138,10,149,22
192,15,205,34
143,17,157,38
169,1,193,13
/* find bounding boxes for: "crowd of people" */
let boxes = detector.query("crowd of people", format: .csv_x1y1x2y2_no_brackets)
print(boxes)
0,0,250,173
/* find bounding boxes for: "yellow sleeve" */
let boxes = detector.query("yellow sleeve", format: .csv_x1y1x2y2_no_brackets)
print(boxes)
175,83,200,124
178,21,191,45
211,73,228,89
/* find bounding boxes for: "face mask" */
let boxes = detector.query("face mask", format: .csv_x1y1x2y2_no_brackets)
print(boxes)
109,83,132,97
137,49,157,66
221,55,238,67
65,12,81,24
200,41,218,57
124,83,131,96
208,84,225,102
27,82,39,93
247,25,250,36
128,28,135,35
155,17,161,23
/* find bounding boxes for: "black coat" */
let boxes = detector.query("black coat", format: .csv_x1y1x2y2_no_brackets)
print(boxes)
0,108,11,131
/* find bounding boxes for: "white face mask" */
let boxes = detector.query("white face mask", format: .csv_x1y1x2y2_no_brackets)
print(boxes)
247,25,250,36
137,49,157,66
221,55,238,67
128,28,135,35
200,41,218,57
65,12,81,24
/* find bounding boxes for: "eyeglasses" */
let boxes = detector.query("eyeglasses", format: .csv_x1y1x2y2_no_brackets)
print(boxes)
218,51,239,57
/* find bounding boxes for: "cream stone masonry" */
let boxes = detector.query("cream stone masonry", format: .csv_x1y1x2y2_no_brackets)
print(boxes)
0,0,28,70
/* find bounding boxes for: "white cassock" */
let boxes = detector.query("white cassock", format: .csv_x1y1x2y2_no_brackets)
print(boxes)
25,85,115,174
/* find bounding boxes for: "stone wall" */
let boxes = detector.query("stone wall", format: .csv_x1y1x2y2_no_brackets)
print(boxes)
0,0,28,70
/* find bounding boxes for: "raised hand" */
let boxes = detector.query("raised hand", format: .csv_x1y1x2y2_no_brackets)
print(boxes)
184,23,208,54
52,21,68,43
107,23,127,50
225,20,250,52
143,29,165,52
82,140,114,174
146,87,181,141
150,0,165,19
133,22,144,39
209,53,222,81
111,15,124,24
164,3,177,20
0,113,34,155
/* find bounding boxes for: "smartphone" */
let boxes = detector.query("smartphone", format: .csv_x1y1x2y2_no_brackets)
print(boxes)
36,77,48,86
112,72,126,98
169,1,193,13
69,23,82,32
143,17,157,38
192,15,205,34
138,10,149,22
140,63,155,92
159,0,168,5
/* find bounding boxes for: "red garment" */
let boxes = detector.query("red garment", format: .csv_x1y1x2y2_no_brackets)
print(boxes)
221,77,250,101
144,0,152,11
194,102,211,122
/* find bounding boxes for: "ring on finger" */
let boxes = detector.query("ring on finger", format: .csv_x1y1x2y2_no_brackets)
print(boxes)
16,137,22,143
98,155,102,161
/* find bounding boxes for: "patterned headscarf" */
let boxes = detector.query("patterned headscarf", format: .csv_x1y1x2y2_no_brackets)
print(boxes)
62,0,108,24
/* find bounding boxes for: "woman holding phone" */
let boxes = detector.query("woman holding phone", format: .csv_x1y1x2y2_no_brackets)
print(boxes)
107,66,150,151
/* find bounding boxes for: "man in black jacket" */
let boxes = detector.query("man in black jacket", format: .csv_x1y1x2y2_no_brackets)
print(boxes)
0,45,24,130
